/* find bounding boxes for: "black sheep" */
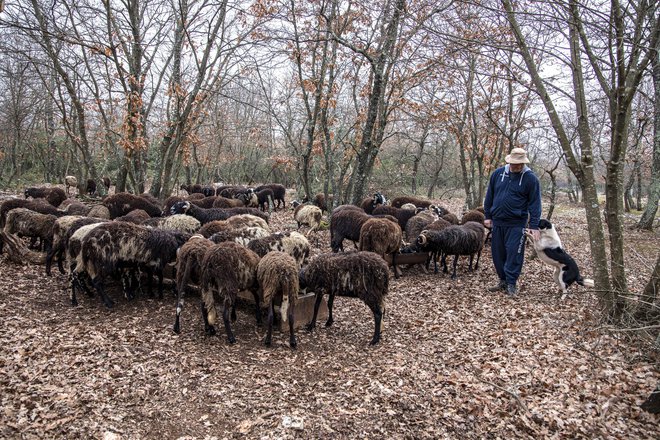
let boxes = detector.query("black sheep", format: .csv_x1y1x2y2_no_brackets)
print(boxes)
372,205,418,231
416,221,485,279
254,184,286,209
299,251,390,345
86,179,97,195
24,187,67,207
103,192,162,219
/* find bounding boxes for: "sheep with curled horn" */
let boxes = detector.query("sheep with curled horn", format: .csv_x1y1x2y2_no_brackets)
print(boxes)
103,192,162,219
292,201,322,236
416,221,486,279
24,186,67,207
173,235,215,334
200,241,261,344
299,251,389,345
76,222,190,308
359,217,403,278
257,251,299,348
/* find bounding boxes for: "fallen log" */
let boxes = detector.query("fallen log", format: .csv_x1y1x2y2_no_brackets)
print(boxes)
0,231,46,265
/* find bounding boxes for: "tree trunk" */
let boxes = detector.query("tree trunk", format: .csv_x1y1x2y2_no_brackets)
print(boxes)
638,35,660,229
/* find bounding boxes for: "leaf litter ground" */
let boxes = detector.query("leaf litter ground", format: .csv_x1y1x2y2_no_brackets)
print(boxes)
0,199,658,439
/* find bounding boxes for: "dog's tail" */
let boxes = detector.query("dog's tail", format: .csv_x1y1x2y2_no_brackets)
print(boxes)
578,277,595,288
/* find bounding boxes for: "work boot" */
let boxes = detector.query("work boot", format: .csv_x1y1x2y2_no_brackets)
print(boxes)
488,280,507,292
506,284,517,296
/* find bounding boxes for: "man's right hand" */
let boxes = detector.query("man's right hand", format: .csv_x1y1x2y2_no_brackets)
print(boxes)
484,219,492,228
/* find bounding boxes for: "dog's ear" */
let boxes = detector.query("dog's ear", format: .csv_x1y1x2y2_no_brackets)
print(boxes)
538,219,552,230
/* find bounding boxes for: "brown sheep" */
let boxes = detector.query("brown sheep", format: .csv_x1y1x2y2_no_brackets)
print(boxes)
173,235,215,334
359,218,403,278
200,241,261,343
257,252,299,348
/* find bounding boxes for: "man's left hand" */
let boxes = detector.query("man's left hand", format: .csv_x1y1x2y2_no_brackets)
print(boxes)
528,229,540,241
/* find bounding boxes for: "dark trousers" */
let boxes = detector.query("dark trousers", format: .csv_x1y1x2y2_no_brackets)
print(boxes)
491,225,526,286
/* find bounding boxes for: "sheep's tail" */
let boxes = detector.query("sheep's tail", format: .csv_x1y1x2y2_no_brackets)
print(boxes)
580,278,595,288
203,287,217,325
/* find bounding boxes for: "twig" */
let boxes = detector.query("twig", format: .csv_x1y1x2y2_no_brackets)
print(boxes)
475,374,529,413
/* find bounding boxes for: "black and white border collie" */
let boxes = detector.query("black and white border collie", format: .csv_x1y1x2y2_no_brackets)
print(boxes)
527,219,594,298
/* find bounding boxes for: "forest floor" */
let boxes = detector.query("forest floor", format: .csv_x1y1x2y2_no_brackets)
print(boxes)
0,193,658,439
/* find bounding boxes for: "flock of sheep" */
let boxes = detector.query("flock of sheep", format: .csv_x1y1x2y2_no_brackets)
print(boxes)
0,182,487,348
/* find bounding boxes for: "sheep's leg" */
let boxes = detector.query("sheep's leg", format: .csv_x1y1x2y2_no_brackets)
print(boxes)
451,255,459,280
250,289,262,325
305,292,324,332
475,250,482,270
441,253,448,274
157,270,164,299
222,295,237,344
325,294,335,327
264,299,274,347
288,301,297,349
368,302,383,345
93,277,114,309
201,302,216,336
121,270,135,300
69,273,79,306
45,247,56,276
468,254,474,272
145,267,154,296
173,293,184,334
57,249,66,275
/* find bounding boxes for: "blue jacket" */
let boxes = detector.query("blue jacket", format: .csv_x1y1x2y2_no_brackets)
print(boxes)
484,164,542,229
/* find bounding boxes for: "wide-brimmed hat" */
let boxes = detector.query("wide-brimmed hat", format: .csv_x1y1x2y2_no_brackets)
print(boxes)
505,148,530,164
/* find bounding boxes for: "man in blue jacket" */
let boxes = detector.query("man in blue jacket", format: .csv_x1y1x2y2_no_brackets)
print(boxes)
483,148,541,296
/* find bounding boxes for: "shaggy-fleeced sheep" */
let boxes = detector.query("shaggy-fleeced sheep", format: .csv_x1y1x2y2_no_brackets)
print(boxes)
329,206,398,252
2,208,58,254
170,201,269,225
65,220,108,304
114,209,151,224
212,196,244,208
461,209,485,225
360,192,387,214
103,193,162,219
200,241,261,343
257,251,299,348
76,222,189,307
64,176,78,195
173,235,215,334
46,215,84,276
390,196,433,209
86,179,97,195
359,217,403,278
198,215,270,238
246,231,310,268
416,221,486,279
372,205,418,231
299,251,389,345
254,184,286,209
254,188,274,211
191,196,218,209
292,201,322,236
87,205,111,219
0,199,64,228
142,214,202,234
25,186,67,207
405,209,440,242
236,191,259,208
442,212,460,225
60,200,91,216
209,227,270,246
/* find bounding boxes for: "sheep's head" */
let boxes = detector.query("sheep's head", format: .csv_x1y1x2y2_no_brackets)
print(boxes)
430,205,448,217
24,188,31,198
373,192,386,206
298,266,308,291
202,187,214,197
291,200,301,209
170,201,191,215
